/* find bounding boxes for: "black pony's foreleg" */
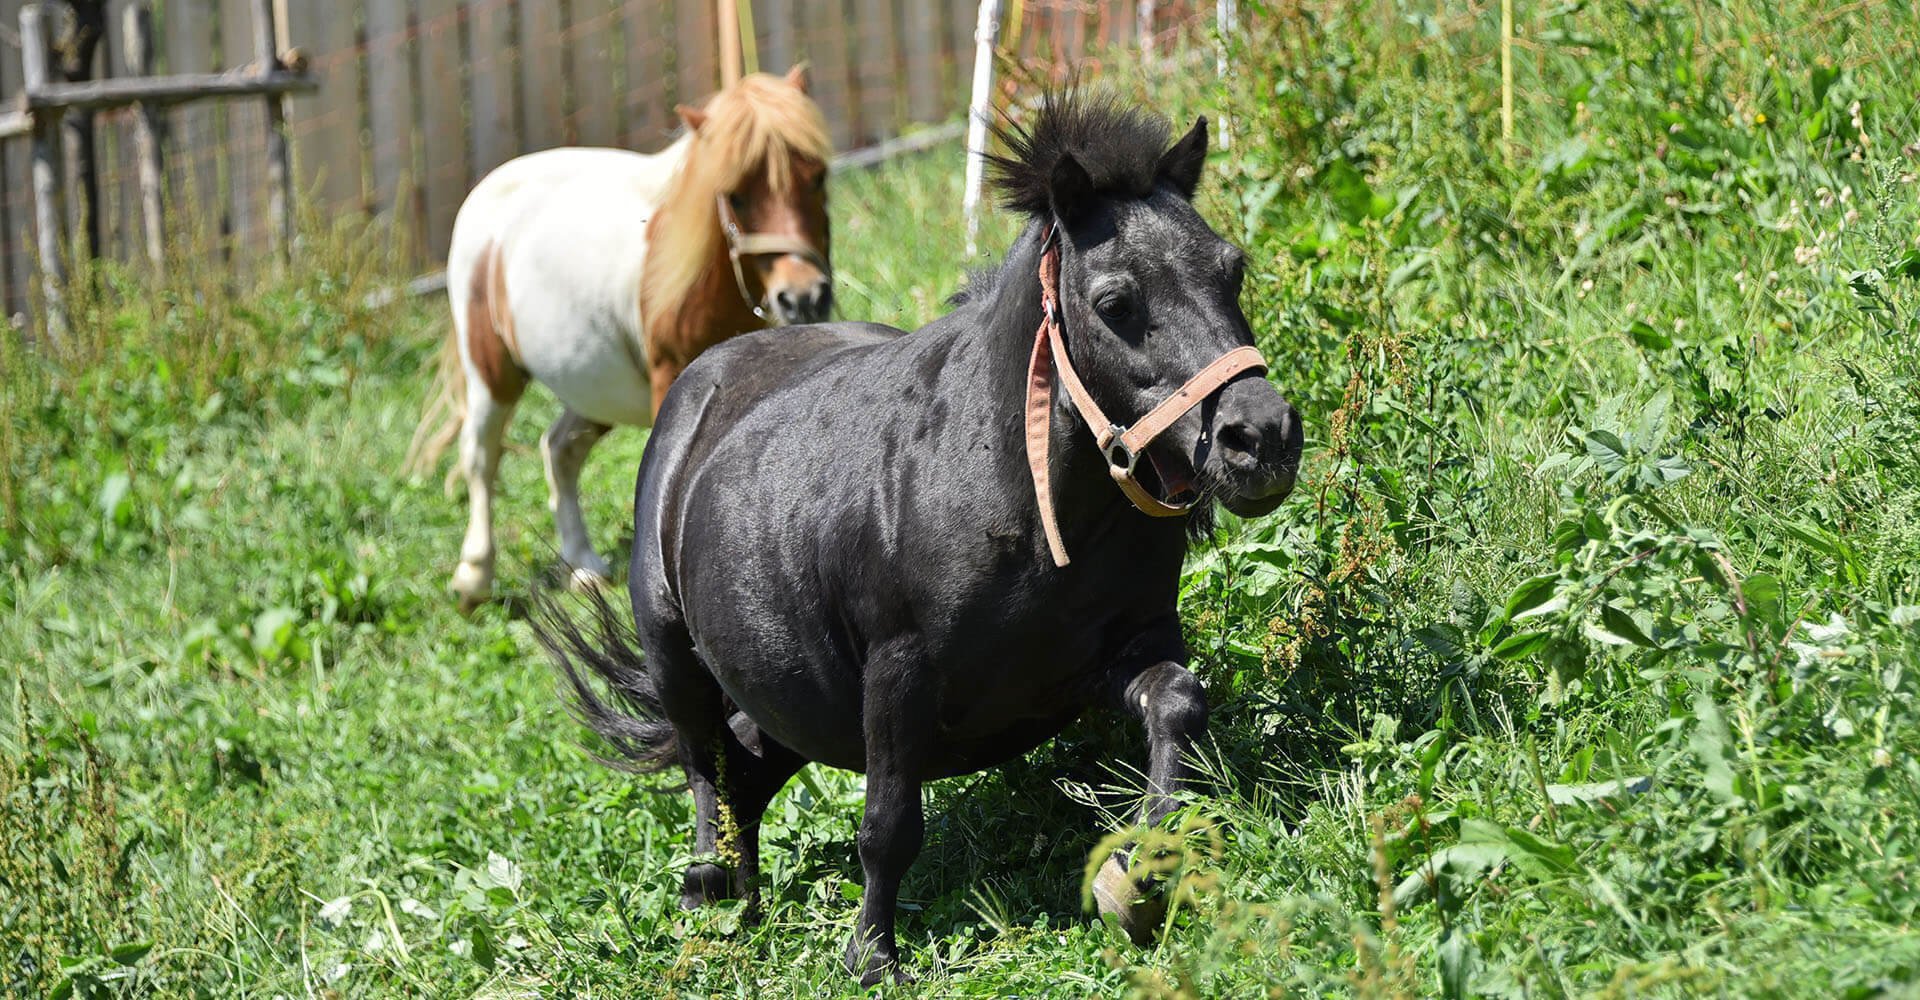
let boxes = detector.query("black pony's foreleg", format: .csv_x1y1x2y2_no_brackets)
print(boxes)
1116,660,1209,826
1093,658,1208,943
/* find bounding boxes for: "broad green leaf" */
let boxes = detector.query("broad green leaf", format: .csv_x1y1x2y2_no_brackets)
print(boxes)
1627,320,1671,351
1691,694,1740,804
1545,776,1652,805
1599,605,1658,648
468,921,496,970
1492,631,1551,661
110,941,153,966
1439,927,1476,1000
1502,575,1561,621
1584,430,1630,473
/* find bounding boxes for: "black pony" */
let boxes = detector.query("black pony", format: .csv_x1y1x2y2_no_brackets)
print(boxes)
540,91,1303,985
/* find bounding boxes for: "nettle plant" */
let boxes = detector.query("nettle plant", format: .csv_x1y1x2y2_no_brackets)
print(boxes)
1467,386,1913,810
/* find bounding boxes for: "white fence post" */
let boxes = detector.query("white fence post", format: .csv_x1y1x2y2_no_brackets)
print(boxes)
962,0,1001,257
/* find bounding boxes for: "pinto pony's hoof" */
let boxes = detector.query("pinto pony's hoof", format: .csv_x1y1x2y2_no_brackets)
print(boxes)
450,561,493,615
1093,851,1167,946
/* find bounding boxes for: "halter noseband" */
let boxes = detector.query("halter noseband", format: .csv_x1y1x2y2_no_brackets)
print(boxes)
715,194,833,321
1025,224,1269,567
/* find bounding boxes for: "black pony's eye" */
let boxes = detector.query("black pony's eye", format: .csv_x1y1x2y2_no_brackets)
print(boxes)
728,192,747,212
1095,293,1135,323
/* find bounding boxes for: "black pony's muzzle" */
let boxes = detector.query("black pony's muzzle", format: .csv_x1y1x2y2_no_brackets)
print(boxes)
1206,376,1302,517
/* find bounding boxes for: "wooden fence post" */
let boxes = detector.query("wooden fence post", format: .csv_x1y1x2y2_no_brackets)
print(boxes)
125,3,166,274
718,0,742,87
252,0,292,261
21,3,67,344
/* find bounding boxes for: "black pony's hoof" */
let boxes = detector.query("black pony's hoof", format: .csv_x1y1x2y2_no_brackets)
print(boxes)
843,939,910,988
680,862,732,909
1092,851,1167,946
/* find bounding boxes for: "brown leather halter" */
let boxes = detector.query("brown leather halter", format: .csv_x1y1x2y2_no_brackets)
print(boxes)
715,193,833,321
1025,225,1268,567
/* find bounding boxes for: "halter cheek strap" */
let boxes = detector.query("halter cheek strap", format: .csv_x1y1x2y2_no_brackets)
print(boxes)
715,194,832,321
1025,225,1269,567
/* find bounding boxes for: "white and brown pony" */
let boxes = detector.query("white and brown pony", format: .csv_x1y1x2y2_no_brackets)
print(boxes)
411,67,833,611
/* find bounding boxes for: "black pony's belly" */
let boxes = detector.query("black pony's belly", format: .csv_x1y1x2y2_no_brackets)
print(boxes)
923,709,1086,779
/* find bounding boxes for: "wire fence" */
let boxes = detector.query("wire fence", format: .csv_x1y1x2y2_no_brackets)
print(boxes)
0,0,1213,322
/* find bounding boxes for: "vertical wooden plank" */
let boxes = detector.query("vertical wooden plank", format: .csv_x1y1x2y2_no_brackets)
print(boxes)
0,0,30,319
284,0,366,219
946,0,969,110
468,0,521,173
364,0,417,249
250,0,292,260
100,0,137,267
620,0,669,148
900,0,937,125
761,0,794,79
164,3,216,257
792,0,851,147
572,0,619,145
519,0,563,149
22,3,67,342
676,0,717,106
415,0,464,260
125,2,165,271
849,0,893,141
219,0,264,257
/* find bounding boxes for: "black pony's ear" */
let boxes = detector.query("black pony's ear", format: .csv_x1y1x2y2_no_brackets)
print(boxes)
1156,116,1208,199
1049,151,1095,223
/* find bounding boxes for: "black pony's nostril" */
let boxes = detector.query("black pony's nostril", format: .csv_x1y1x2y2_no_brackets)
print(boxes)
815,283,833,315
775,288,798,312
1217,422,1260,465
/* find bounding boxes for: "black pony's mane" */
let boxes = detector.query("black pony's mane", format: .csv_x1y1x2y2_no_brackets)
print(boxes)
952,91,1177,308
986,90,1174,218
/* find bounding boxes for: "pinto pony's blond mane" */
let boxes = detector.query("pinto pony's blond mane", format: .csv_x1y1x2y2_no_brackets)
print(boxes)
641,73,833,336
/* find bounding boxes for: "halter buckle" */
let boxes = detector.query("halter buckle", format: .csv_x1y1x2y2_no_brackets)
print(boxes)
1100,426,1137,477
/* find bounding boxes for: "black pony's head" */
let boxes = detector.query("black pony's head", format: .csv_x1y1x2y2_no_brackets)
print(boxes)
989,93,1301,517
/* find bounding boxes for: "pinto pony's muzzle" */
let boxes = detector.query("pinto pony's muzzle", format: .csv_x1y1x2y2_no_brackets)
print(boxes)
716,194,832,324
1025,226,1294,567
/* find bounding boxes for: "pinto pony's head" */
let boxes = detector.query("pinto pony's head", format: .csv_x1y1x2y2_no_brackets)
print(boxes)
645,66,834,334
989,92,1302,519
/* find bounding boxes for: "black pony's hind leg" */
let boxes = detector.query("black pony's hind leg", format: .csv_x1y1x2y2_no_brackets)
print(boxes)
1092,659,1209,944
649,624,803,912
645,620,734,908
721,713,806,913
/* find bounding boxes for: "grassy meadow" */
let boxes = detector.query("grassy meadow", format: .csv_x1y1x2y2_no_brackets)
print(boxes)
7,2,1920,996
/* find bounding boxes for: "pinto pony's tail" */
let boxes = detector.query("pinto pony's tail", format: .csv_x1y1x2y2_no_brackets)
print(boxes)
528,582,681,776
402,331,465,494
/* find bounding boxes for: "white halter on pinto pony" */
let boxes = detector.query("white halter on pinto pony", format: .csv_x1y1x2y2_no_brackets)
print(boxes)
1024,222,1269,567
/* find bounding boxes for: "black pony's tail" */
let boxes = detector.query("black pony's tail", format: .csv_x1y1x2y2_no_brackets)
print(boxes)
529,583,680,775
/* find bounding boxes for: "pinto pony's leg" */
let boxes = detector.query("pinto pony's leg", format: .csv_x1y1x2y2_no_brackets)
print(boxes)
540,407,613,588
450,382,516,612
1093,660,1209,944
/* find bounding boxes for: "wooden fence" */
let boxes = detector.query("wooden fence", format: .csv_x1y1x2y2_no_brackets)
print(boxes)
0,0,1209,323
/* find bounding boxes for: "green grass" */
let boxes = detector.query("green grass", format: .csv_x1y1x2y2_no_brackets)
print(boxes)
7,2,1920,996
